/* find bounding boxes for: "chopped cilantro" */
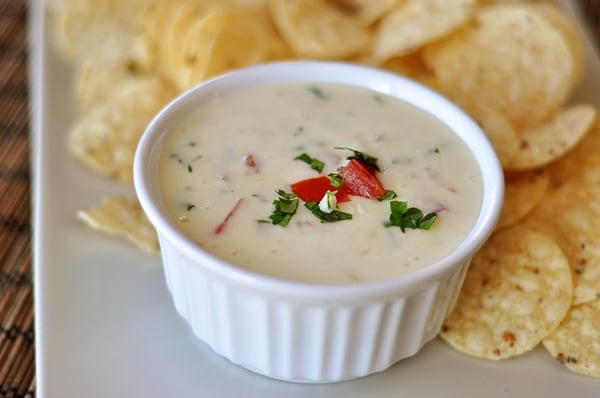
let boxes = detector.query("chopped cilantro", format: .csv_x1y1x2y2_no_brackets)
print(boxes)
305,201,352,223
377,190,397,201
335,147,381,171
294,153,325,173
170,153,184,163
328,173,345,188
308,86,328,100
171,153,203,173
186,203,196,211
385,201,437,232
268,189,299,227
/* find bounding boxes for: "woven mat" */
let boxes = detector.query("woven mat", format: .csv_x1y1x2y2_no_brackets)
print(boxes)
0,1,597,398
0,0,35,397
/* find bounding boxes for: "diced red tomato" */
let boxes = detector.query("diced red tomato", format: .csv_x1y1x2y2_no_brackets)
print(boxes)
243,154,259,174
338,159,385,199
291,176,350,203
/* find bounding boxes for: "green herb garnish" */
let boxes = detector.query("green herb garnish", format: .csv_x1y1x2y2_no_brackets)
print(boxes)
335,147,381,172
385,201,437,232
377,189,397,201
187,155,203,173
186,203,196,211
294,153,325,173
305,201,352,223
171,153,203,173
308,86,328,100
328,173,345,188
268,189,299,227
170,153,184,164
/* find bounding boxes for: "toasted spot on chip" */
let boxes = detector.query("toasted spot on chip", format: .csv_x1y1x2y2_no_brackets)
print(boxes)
77,196,160,254
506,104,596,171
440,225,573,359
496,169,548,230
372,0,477,61
424,3,582,127
543,299,600,378
268,0,371,59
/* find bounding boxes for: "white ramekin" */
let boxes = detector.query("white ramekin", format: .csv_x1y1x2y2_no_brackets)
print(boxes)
134,61,504,383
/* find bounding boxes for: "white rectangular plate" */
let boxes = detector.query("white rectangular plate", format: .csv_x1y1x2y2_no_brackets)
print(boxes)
31,1,600,397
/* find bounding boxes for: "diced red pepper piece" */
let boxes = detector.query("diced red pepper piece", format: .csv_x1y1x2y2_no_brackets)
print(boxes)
291,176,350,203
214,198,243,235
338,159,385,199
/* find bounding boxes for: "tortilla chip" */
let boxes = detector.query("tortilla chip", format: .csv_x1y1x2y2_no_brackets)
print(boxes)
496,169,548,230
522,182,600,305
77,196,160,254
543,299,600,378
441,225,573,359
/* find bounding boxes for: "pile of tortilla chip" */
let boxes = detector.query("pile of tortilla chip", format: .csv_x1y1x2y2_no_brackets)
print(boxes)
47,0,599,377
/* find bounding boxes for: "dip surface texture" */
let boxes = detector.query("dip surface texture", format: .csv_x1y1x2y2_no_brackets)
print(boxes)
158,82,483,284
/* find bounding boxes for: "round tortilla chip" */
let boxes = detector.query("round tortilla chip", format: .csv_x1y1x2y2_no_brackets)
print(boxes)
78,196,160,254
268,0,371,59
176,9,228,90
73,61,146,115
543,299,600,378
175,7,291,90
534,3,585,85
69,75,176,183
496,169,548,230
546,117,600,187
424,3,581,127
372,0,477,61
380,53,442,91
56,0,148,67
441,225,573,359
202,8,293,81
506,104,596,171
157,0,211,84
458,101,519,168
522,182,600,305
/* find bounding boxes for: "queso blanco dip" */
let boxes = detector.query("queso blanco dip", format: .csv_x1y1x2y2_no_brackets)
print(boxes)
158,82,483,284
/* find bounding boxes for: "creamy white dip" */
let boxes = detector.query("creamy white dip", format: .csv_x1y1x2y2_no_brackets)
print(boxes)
158,82,482,284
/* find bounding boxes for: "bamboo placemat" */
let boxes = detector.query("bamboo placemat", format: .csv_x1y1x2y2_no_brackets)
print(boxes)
0,1,597,398
0,0,35,396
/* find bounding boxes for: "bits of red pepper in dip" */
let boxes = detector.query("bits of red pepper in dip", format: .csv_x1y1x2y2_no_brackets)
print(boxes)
158,82,483,284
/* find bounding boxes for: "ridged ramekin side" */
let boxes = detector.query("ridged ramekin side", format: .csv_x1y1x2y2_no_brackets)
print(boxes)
158,233,471,383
